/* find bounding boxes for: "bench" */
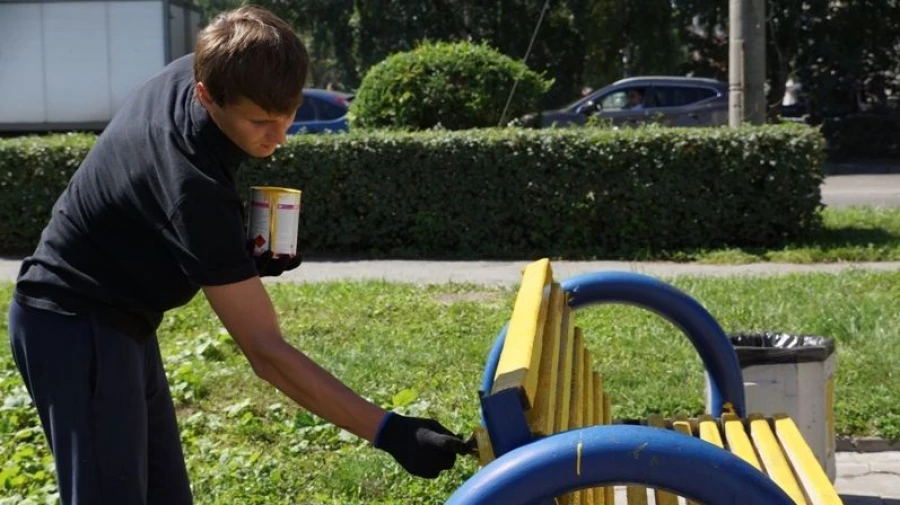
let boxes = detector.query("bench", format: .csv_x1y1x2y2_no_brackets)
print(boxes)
447,258,843,505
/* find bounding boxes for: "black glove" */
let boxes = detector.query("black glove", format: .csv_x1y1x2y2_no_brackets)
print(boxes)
374,412,469,479
247,241,302,277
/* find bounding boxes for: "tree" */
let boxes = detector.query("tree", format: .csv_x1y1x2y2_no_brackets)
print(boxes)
348,0,585,108
765,0,809,115
673,0,729,79
193,0,900,120
794,0,900,118
581,0,684,87
676,0,900,120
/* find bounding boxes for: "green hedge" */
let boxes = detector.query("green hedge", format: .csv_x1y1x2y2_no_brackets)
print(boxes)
0,133,95,254
0,125,825,258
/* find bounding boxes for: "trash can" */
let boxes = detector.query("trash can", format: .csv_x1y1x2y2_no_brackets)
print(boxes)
705,332,837,482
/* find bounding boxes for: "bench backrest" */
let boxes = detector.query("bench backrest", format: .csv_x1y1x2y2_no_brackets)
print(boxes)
489,258,610,438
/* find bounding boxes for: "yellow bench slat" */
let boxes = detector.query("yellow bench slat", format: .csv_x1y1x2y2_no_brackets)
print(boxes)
593,372,604,429
627,414,651,505
568,329,586,430
698,415,724,448
647,415,678,505
591,372,606,505
567,326,587,505
582,349,596,505
555,308,576,432
584,349,594,428
492,258,552,407
672,420,697,505
749,415,808,504
527,283,564,435
723,413,762,471
626,487,648,505
602,392,613,505
774,415,843,505
672,419,692,436
472,426,495,467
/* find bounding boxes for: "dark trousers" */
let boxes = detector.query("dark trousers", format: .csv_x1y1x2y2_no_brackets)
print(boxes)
7,299,192,505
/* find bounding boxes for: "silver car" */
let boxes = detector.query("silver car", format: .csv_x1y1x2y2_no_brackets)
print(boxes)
538,76,729,128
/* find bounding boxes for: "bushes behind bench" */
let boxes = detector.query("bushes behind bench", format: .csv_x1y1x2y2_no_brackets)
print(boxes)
0,125,825,258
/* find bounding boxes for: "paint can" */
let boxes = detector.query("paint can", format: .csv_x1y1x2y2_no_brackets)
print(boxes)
247,186,302,257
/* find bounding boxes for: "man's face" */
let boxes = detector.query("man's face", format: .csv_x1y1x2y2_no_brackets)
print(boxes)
196,82,297,159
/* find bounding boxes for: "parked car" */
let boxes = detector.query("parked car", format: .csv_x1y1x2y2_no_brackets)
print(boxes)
287,88,354,134
535,76,729,128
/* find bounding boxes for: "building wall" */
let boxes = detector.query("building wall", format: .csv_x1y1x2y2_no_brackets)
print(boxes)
0,0,202,129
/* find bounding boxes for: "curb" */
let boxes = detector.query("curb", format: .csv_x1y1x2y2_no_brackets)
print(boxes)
837,436,900,453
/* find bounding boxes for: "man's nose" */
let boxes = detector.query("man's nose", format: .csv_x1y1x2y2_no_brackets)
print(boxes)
268,123,288,144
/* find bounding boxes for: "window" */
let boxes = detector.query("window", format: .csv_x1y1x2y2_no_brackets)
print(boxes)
314,98,347,120
295,99,316,121
650,86,718,108
600,87,646,110
600,91,628,109
695,87,718,101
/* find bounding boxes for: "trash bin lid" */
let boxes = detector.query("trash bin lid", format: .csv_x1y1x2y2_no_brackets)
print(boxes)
728,332,835,366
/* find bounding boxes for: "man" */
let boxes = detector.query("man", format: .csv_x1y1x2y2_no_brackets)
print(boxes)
8,6,467,504
626,88,645,109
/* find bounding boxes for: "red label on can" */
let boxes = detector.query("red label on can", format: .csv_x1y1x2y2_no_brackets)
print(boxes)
277,204,299,210
252,201,270,208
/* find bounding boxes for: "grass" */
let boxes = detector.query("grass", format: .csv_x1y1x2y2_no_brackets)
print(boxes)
2,271,899,503
660,206,900,263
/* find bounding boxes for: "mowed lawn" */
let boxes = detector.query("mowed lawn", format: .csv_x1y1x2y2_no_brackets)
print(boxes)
1,269,898,504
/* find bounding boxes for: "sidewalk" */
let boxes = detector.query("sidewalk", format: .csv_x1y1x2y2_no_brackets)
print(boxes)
838,452,900,503
7,257,900,286
6,258,900,285
2,256,899,501
268,259,900,286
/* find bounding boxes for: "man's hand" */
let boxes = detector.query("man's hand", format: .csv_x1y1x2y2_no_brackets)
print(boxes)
247,241,302,277
374,412,469,478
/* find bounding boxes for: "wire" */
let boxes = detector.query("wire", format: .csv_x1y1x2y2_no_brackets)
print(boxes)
498,0,551,126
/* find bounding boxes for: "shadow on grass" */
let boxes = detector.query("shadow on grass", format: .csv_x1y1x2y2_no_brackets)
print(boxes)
804,225,900,248
664,224,900,263
841,495,900,505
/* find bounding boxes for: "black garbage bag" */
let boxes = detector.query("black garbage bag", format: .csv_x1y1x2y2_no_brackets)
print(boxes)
728,332,835,367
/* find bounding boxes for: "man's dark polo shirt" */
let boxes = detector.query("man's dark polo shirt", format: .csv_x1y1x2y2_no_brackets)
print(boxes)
15,54,258,341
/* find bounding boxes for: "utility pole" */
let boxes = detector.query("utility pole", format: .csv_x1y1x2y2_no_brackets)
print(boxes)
746,0,766,124
729,0,766,127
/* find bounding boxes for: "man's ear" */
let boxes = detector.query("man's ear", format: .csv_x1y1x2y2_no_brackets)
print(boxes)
195,82,215,109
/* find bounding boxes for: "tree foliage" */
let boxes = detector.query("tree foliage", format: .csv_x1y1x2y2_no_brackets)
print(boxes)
584,0,684,88
793,0,900,118
676,0,900,119
194,0,900,119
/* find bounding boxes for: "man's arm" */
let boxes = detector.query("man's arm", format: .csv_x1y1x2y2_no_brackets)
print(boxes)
202,276,386,442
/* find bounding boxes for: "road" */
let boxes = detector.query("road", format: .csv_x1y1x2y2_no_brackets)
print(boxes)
822,174,900,207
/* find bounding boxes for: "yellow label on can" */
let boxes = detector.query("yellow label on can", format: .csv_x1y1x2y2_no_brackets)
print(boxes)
248,186,302,257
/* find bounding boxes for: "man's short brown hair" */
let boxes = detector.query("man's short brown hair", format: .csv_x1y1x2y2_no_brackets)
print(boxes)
194,6,308,114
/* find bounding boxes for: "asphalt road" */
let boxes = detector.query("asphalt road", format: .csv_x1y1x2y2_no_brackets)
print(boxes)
822,174,900,207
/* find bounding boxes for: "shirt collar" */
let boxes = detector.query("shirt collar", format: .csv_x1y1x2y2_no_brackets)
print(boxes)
188,92,249,179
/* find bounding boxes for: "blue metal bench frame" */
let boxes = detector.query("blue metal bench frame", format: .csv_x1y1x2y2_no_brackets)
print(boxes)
447,271,794,505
